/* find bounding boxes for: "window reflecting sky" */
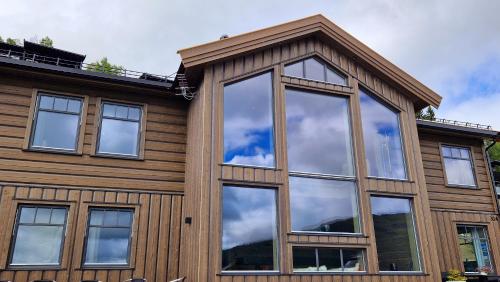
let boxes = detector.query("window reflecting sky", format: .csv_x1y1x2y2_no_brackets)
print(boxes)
359,89,406,179
98,119,140,156
286,88,353,176
32,111,80,150
223,72,275,167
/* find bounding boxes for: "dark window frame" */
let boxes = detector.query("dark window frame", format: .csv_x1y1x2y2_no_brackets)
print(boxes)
82,207,134,267
8,205,69,268
29,92,84,153
292,246,366,273
440,144,478,188
283,56,348,86
96,101,143,159
456,224,494,273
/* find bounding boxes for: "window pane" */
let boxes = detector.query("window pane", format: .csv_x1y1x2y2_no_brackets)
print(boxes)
451,147,461,158
457,226,493,273
103,210,118,226
67,99,82,114
457,226,478,272
460,148,470,159
292,247,317,272
317,248,341,271
128,107,141,121
223,72,275,167
115,106,128,119
290,177,359,233
39,95,54,110
53,97,68,111
359,89,406,179
371,197,420,271
11,225,64,265
118,211,132,226
285,88,353,176
102,104,116,117
90,210,104,225
222,186,278,271
343,249,365,271
442,146,452,157
35,208,51,224
284,61,304,77
326,68,346,85
50,208,67,225
98,119,139,156
444,158,476,186
304,58,325,81
85,227,131,264
19,207,36,223
32,111,80,150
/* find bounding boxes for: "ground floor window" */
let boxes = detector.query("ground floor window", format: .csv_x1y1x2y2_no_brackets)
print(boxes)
457,225,493,273
292,247,365,272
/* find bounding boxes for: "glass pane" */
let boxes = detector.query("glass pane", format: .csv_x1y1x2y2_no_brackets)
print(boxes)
285,88,353,176
102,104,115,117
304,58,325,81
444,158,476,186
67,99,82,114
223,72,275,167
342,249,365,271
35,208,51,224
359,89,406,179
11,225,64,265
451,147,461,158
115,106,128,119
284,61,304,77
317,248,341,271
371,197,420,271
460,148,471,159
39,95,54,110
292,247,317,272
290,177,359,233
326,68,346,85
103,210,118,226
50,208,67,225
98,119,139,156
85,227,131,264
32,111,80,150
90,210,104,226
442,146,452,157
128,107,141,121
222,186,278,271
118,211,132,226
19,207,36,224
53,97,68,111
457,226,478,272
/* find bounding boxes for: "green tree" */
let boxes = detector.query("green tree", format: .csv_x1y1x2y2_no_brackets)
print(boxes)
487,142,500,172
416,106,436,121
6,38,19,45
39,36,53,47
86,57,124,75
0,36,3,43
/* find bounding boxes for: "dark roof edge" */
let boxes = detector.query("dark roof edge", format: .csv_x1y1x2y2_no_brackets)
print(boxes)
0,56,173,90
417,119,499,139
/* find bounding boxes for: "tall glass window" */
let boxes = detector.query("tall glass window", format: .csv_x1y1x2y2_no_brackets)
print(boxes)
359,88,407,179
223,72,275,167
97,102,142,157
222,186,279,271
84,208,133,265
442,145,476,187
285,88,359,234
457,225,493,273
284,57,347,85
10,206,68,265
371,196,420,271
30,93,83,151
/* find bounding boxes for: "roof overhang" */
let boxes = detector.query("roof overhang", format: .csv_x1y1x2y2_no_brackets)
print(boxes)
417,119,499,141
177,14,442,108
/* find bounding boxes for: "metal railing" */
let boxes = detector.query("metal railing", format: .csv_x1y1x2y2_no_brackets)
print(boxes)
0,48,176,82
419,117,493,130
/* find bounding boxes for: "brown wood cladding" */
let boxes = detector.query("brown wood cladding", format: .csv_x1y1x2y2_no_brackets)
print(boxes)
181,35,442,282
0,77,187,193
0,185,183,282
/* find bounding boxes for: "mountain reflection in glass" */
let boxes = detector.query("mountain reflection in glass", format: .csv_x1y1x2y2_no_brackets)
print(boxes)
285,88,353,176
290,177,360,233
371,196,420,271
359,89,406,179
223,72,275,167
222,186,278,271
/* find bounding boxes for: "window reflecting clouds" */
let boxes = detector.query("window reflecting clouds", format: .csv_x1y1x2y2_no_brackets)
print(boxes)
223,72,275,167
285,88,354,176
359,89,406,179
222,186,278,271
442,145,476,186
284,57,347,85
290,177,360,233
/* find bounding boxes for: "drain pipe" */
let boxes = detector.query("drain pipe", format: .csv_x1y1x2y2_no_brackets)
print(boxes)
485,136,499,214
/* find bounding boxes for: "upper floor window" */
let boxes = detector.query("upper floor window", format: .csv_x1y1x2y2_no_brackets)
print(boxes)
284,57,347,85
359,88,407,179
97,102,142,157
442,145,476,187
10,206,68,266
223,71,275,167
457,225,493,273
84,208,134,265
30,93,83,151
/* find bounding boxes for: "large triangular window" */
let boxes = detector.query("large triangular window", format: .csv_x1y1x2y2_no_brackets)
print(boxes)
284,57,347,85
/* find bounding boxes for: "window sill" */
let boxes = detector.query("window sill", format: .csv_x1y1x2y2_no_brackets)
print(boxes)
218,271,280,276
7,265,66,270
365,176,413,183
91,153,144,161
289,231,368,238
78,265,134,270
446,184,478,189
24,147,82,156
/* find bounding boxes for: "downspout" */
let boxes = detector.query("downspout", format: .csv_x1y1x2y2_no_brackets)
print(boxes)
485,136,498,214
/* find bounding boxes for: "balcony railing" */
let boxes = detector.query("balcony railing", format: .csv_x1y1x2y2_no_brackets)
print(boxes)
419,117,493,131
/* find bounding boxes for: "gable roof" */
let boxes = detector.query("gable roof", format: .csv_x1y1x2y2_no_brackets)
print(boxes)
178,14,442,108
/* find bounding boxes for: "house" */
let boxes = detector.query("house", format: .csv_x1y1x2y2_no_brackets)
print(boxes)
0,14,499,282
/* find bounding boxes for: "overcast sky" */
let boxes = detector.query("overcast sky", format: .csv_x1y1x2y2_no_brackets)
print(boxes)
2,0,499,129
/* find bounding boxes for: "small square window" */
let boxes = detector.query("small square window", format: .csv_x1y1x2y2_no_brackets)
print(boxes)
292,247,365,272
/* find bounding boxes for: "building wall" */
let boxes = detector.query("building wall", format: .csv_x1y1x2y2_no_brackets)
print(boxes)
182,35,442,282
419,131,500,273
